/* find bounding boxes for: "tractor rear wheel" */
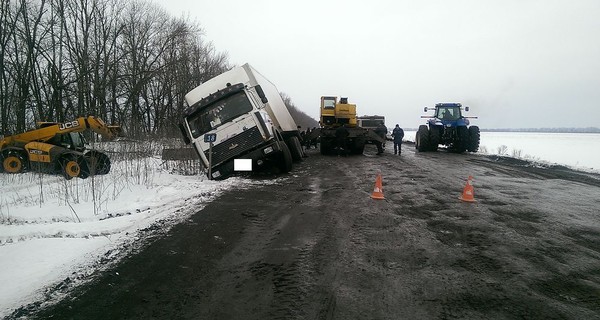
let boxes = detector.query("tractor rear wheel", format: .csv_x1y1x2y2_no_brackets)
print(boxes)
468,126,480,152
416,125,430,152
456,126,469,153
429,126,440,151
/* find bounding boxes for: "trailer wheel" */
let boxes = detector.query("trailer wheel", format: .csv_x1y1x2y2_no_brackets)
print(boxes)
2,151,26,173
287,136,303,162
350,140,366,155
320,139,332,155
416,125,430,152
468,126,480,152
278,141,293,173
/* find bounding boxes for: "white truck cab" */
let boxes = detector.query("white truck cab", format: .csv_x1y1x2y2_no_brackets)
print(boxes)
180,64,304,179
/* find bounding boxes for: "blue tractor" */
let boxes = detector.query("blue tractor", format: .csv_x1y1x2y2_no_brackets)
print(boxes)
415,103,480,152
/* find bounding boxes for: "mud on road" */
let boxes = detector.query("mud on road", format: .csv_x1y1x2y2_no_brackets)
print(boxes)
20,143,600,319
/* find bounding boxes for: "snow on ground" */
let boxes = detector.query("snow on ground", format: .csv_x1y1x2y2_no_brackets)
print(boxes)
403,130,600,172
0,143,272,317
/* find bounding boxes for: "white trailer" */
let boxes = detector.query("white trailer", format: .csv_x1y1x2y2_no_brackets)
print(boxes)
179,63,305,179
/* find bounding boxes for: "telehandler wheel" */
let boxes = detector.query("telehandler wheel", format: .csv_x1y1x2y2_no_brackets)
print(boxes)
60,156,89,180
2,152,26,173
78,157,90,179
85,151,111,175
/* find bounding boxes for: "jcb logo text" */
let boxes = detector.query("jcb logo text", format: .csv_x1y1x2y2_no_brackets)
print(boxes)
59,120,79,130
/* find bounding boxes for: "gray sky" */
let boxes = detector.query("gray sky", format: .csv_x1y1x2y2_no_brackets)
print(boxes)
154,0,600,129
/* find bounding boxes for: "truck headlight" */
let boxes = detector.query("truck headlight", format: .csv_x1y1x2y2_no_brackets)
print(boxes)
263,146,274,154
212,170,221,178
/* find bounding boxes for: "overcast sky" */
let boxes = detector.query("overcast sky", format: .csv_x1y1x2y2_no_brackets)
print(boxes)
153,0,600,129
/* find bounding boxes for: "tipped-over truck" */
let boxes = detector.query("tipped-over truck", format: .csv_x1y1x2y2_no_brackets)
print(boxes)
179,63,305,180
0,116,120,179
416,102,480,152
317,96,383,155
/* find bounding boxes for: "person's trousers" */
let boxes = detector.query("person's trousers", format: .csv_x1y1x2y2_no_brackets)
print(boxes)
394,142,402,154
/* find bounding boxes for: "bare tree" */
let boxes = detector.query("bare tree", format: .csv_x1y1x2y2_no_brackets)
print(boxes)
0,0,233,140
0,0,18,134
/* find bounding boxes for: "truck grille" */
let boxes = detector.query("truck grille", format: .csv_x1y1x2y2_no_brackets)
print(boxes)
204,126,264,166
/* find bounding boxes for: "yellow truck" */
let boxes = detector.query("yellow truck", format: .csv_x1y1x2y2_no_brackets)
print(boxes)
0,116,120,179
317,96,383,155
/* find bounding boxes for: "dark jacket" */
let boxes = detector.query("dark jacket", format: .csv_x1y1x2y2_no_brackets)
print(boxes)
375,124,387,139
392,127,404,142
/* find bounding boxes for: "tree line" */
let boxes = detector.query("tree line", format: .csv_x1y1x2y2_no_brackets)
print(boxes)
0,0,315,140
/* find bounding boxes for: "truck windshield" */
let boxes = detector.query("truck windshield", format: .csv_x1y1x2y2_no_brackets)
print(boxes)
187,92,253,138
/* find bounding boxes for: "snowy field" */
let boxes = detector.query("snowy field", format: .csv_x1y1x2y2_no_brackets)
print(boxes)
0,141,275,317
1,132,599,317
404,131,600,172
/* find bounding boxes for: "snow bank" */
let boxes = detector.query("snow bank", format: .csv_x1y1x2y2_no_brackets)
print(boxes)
0,150,270,317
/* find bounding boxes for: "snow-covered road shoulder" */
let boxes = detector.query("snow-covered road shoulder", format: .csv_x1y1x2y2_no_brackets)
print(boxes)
0,156,267,318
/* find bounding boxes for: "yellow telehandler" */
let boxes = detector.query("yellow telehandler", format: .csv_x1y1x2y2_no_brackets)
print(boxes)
0,116,120,179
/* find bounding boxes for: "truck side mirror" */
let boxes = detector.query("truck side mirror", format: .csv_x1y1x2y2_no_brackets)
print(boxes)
255,85,268,104
424,107,428,112
465,106,470,111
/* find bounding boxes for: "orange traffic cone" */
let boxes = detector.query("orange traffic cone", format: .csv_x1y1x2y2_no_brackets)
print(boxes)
459,175,476,202
371,173,385,200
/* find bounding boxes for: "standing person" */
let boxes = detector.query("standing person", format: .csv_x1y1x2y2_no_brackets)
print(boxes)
374,122,387,155
392,124,405,155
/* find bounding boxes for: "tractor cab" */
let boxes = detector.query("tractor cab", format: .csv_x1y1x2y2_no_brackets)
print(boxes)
435,105,462,121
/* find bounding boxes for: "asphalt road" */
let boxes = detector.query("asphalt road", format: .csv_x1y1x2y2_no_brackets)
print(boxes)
14,142,600,319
